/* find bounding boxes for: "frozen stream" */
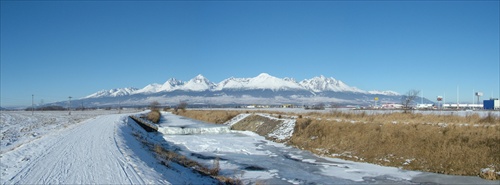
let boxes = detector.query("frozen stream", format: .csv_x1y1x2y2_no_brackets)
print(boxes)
154,112,498,184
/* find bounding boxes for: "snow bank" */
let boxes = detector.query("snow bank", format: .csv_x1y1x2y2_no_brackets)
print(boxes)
223,113,251,127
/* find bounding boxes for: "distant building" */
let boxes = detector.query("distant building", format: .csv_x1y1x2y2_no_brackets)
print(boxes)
416,104,434,109
442,104,482,109
483,99,499,110
381,103,403,109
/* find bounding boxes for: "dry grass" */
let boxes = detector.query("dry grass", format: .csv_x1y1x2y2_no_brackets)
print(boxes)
480,166,498,180
177,110,242,124
147,110,161,123
290,117,500,178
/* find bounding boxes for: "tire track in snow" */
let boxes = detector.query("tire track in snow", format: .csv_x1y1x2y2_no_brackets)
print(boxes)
5,115,145,184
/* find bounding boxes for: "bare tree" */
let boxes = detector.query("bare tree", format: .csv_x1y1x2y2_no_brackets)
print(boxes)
150,101,160,111
177,101,188,112
401,89,420,113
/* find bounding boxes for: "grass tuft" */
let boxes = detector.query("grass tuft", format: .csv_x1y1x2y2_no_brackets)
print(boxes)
147,110,161,123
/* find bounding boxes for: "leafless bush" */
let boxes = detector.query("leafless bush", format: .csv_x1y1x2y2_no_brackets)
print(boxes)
401,89,420,113
209,158,220,176
150,101,160,111
176,101,188,112
147,110,161,123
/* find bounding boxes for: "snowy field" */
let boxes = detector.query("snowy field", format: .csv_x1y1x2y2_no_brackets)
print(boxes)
1,110,498,184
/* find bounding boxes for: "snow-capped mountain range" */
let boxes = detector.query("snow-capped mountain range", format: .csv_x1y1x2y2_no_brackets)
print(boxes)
63,73,422,107
85,73,399,99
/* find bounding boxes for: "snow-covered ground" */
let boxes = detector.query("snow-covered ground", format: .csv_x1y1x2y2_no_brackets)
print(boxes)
1,110,498,184
0,111,217,184
1,110,130,153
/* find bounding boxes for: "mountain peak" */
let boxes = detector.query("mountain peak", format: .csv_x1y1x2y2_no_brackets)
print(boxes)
190,74,210,84
85,87,138,98
257,73,271,77
299,76,363,93
166,77,181,82
194,74,206,79
248,73,302,91
179,74,215,91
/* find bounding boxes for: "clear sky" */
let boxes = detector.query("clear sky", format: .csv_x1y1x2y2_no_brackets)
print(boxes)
1,1,499,107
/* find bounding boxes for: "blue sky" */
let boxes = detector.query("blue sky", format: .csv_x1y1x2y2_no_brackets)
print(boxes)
1,1,499,107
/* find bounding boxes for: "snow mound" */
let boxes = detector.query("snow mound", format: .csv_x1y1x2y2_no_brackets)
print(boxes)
257,114,296,141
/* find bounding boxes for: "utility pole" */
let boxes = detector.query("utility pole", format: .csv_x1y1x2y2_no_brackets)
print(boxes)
68,96,72,115
421,90,424,105
32,94,34,115
457,86,459,110
444,92,446,109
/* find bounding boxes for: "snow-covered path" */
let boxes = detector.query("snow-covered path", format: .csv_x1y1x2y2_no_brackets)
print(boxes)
1,112,218,185
3,114,145,184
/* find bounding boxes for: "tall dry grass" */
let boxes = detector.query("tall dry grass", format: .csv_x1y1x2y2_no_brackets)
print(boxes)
177,110,242,124
146,110,161,123
300,110,499,125
290,118,500,178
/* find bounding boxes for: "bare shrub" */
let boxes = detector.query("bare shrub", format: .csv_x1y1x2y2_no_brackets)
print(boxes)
480,166,499,180
295,118,312,132
401,89,420,113
147,110,161,123
209,158,220,176
150,101,160,111
177,101,188,112
154,144,163,154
